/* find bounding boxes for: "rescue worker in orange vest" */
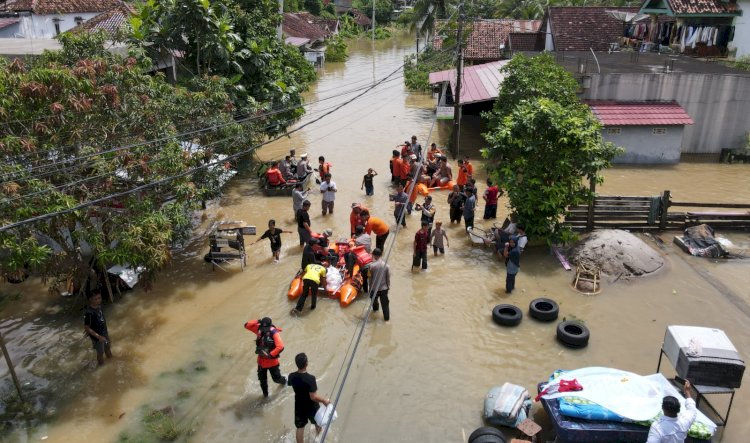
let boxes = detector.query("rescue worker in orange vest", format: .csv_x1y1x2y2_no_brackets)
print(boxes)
245,317,286,397
349,203,369,236
390,149,402,183
266,161,286,187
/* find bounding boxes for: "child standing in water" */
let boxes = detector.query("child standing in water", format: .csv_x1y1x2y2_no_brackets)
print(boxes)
430,221,449,256
361,168,378,196
255,219,292,263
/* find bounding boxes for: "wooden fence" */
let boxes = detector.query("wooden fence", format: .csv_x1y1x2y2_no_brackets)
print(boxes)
565,190,750,231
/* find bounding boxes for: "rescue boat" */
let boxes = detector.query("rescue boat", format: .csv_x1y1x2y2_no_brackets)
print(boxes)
286,238,372,307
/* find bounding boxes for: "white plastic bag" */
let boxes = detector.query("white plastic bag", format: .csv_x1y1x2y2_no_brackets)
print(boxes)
314,404,338,427
325,266,343,292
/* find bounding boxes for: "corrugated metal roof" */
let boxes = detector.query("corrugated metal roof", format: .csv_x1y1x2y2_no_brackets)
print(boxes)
285,36,310,47
587,101,694,126
429,60,509,105
0,17,20,30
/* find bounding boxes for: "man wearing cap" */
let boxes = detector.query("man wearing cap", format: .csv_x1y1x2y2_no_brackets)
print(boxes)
244,317,286,397
647,381,696,443
320,173,337,216
296,154,311,179
368,248,391,321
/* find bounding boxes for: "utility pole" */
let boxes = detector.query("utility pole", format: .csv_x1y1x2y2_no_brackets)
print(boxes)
277,0,284,41
372,0,376,41
451,4,464,157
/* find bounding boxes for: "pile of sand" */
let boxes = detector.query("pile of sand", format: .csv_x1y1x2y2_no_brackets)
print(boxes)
568,229,665,279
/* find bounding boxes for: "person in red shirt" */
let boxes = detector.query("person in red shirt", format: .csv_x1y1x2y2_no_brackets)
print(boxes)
361,210,390,251
266,161,286,187
318,156,332,177
245,317,286,397
400,141,412,158
412,221,430,271
349,203,369,236
483,179,502,219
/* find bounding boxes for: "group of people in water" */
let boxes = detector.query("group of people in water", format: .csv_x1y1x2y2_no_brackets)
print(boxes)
246,138,534,441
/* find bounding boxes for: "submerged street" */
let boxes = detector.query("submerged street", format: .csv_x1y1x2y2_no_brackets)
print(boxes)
2,33,750,442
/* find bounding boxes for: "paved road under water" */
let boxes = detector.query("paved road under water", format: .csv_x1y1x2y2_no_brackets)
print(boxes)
2,33,750,442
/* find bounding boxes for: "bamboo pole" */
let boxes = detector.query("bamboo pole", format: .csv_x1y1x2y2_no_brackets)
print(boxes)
0,329,25,403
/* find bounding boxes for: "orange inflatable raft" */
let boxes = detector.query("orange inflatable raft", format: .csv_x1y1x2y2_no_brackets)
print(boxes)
414,181,455,196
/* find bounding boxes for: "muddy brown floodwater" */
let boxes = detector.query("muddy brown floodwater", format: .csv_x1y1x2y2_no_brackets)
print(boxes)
2,32,750,443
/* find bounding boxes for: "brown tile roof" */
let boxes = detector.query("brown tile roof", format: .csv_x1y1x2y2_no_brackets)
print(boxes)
664,0,739,15
506,31,544,52
544,7,639,52
1,0,124,14
283,12,327,42
69,2,134,36
464,19,541,61
295,11,338,37
349,8,371,27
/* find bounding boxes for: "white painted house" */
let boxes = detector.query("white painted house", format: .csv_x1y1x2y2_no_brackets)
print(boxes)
0,0,123,38
731,0,750,58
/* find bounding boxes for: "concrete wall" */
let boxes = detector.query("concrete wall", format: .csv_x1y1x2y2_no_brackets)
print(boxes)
581,73,750,154
603,126,684,164
732,0,750,58
0,13,99,39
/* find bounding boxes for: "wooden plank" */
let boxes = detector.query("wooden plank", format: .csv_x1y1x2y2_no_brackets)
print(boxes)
686,212,750,217
670,202,750,209
552,246,572,271
593,196,656,201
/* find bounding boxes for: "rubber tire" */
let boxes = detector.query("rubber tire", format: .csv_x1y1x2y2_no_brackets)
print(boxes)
529,297,559,322
492,304,522,327
468,426,506,443
557,320,590,348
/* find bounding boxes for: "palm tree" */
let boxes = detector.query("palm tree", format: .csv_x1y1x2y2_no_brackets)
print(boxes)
411,0,452,43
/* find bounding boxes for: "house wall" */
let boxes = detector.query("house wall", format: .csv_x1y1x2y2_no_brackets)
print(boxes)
545,18,554,51
603,126,684,164
731,0,750,58
0,13,99,38
581,73,750,154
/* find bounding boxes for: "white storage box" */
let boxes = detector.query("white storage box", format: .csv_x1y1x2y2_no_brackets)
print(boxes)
663,326,744,388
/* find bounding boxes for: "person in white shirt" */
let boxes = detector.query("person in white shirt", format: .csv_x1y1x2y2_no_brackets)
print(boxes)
320,173,337,216
647,381,697,443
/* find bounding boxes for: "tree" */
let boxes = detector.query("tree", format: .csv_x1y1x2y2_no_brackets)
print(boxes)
304,0,323,15
129,0,315,133
410,0,451,42
482,54,622,243
0,32,246,289
355,0,396,26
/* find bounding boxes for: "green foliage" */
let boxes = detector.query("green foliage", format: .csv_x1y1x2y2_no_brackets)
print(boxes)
0,34,245,286
324,2,336,15
395,8,415,27
284,0,300,11
325,35,348,62
354,0,395,25
339,15,365,38
143,408,181,441
304,0,323,15
373,26,393,39
403,47,454,92
726,55,750,72
129,0,315,133
482,54,622,243
411,0,449,38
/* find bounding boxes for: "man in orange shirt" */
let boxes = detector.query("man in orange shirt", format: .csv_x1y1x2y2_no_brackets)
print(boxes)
456,159,469,188
318,156,332,178
266,161,286,187
350,203,369,236
463,155,474,178
361,210,390,251
398,153,411,186
245,317,286,398
390,150,402,184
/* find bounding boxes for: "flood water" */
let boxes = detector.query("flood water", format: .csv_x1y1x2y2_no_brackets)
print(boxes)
2,33,750,443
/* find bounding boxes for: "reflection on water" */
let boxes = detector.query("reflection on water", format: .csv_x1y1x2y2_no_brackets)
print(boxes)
2,31,750,443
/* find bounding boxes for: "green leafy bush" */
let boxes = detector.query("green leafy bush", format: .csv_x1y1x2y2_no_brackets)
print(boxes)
325,35,348,62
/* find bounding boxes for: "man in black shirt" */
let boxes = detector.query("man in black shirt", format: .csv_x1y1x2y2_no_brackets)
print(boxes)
288,353,330,443
83,290,112,366
254,219,292,263
296,200,312,246
301,238,319,270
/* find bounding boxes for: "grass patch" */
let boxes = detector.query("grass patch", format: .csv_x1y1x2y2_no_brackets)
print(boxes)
144,408,181,441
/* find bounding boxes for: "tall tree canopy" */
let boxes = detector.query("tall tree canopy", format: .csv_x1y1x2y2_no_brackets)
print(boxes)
129,0,316,134
483,54,622,243
0,32,247,289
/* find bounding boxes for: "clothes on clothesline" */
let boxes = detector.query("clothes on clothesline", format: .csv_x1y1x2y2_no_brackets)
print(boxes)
677,25,735,51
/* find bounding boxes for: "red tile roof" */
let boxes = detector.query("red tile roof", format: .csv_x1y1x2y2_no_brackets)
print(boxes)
464,20,541,61
69,2,134,36
283,12,328,42
1,0,124,14
0,17,20,30
587,101,694,126
544,7,639,52
506,31,544,52
664,0,739,15
294,12,338,37
349,9,371,27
